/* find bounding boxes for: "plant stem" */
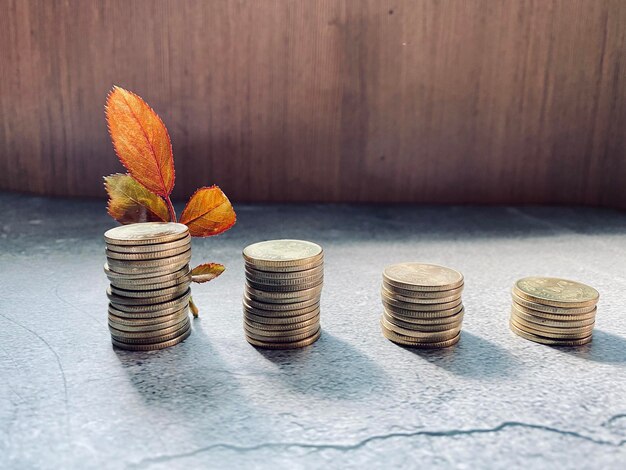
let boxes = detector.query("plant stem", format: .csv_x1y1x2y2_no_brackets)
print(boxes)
165,196,177,222
189,296,199,317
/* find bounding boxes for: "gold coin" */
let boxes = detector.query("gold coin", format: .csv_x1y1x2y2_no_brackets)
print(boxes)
382,294,463,314
106,243,191,261
243,293,319,311
510,313,594,335
244,315,319,332
513,277,599,308
510,318,592,339
108,307,188,327
381,286,461,305
509,322,592,346
510,292,596,315
106,234,191,254
109,290,190,313
383,310,464,331
245,285,322,303
109,312,189,333
245,329,321,349
111,273,192,292
244,321,319,338
104,264,190,282
245,265,324,280
109,282,190,299
382,263,464,291
111,318,190,343
511,303,596,326
245,259,324,273
246,278,323,293
383,281,464,299
104,222,189,246
244,325,321,343
245,272,323,287
381,316,461,340
243,239,323,268
112,327,191,351
381,323,461,348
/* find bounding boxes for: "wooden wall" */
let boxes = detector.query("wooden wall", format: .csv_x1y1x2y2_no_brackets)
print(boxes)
1,0,625,206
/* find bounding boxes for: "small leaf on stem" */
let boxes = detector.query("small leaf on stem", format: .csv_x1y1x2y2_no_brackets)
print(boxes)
104,173,169,224
191,263,225,283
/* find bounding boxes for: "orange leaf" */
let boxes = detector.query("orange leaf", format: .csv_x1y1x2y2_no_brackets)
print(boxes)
104,173,169,224
191,263,225,283
179,186,236,237
105,86,175,197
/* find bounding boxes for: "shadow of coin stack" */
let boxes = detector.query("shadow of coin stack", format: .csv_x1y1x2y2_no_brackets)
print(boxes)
380,263,465,348
104,222,193,351
510,276,599,346
242,240,323,349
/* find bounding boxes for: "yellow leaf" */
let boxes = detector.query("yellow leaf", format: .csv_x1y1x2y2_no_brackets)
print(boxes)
104,173,169,224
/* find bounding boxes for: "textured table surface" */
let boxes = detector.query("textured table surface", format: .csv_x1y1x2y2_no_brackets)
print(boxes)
1,193,625,469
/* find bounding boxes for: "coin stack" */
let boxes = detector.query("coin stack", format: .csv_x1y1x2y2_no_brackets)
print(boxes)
380,263,465,348
242,240,323,349
104,222,193,351
510,277,599,346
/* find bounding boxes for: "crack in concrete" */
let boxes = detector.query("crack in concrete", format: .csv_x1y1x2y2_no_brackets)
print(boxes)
129,421,626,468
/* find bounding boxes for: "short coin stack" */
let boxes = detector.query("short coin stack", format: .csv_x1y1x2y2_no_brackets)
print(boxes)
104,222,193,351
242,240,323,349
510,277,599,346
380,263,465,348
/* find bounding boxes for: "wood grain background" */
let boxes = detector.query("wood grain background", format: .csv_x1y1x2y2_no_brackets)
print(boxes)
1,0,625,206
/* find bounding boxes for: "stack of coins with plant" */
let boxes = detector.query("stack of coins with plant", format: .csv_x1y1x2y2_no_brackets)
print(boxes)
510,277,599,346
380,263,465,348
103,86,236,350
242,240,323,349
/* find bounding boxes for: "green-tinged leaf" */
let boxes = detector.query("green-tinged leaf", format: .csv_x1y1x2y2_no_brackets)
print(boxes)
104,173,169,224
191,263,225,283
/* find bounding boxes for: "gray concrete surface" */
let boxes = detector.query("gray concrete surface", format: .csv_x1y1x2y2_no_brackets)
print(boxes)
0,192,625,469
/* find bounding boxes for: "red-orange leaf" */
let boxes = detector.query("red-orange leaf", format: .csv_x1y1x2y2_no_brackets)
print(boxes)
105,86,175,197
191,263,225,283
104,173,169,224
179,186,236,237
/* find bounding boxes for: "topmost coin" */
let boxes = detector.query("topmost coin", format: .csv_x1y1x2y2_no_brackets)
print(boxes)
104,222,189,246
243,240,323,268
513,277,599,308
383,263,464,291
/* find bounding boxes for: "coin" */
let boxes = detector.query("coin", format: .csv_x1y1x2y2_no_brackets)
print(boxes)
243,239,323,268
106,234,191,254
105,243,191,261
245,272,324,287
108,290,190,313
110,273,192,291
244,325,321,343
510,292,596,315
383,263,464,291
510,318,593,339
245,259,324,273
511,303,596,325
381,323,461,348
381,316,461,340
110,316,189,339
112,326,191,351
108,307,189,327
245,329,321,349
383,310,464,330
382,286,461,305
104,263,190,281
104,222,189,246
109,281,190,299
509,322,592,346
243,300,320,318
111,318,190,343
246,278,323,293
106,250,191,270
244,310,321,327
382,282,464,299
109,312,189,333
244,321,320,338
107,287,191,306
513,277,599,308
244,314,320,332
246,285,323,303
245,265,324,280
243,294,319,312
382,294,463,313
510,314,594,335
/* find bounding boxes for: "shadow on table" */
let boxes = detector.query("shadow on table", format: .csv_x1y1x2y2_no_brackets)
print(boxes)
402,331,521,379
552,330,626,364
255,331,389,400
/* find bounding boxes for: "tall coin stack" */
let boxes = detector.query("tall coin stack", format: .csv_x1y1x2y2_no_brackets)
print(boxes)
510,277,599,346
242,240,323,349
104,222,193,351
380,263,465,348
